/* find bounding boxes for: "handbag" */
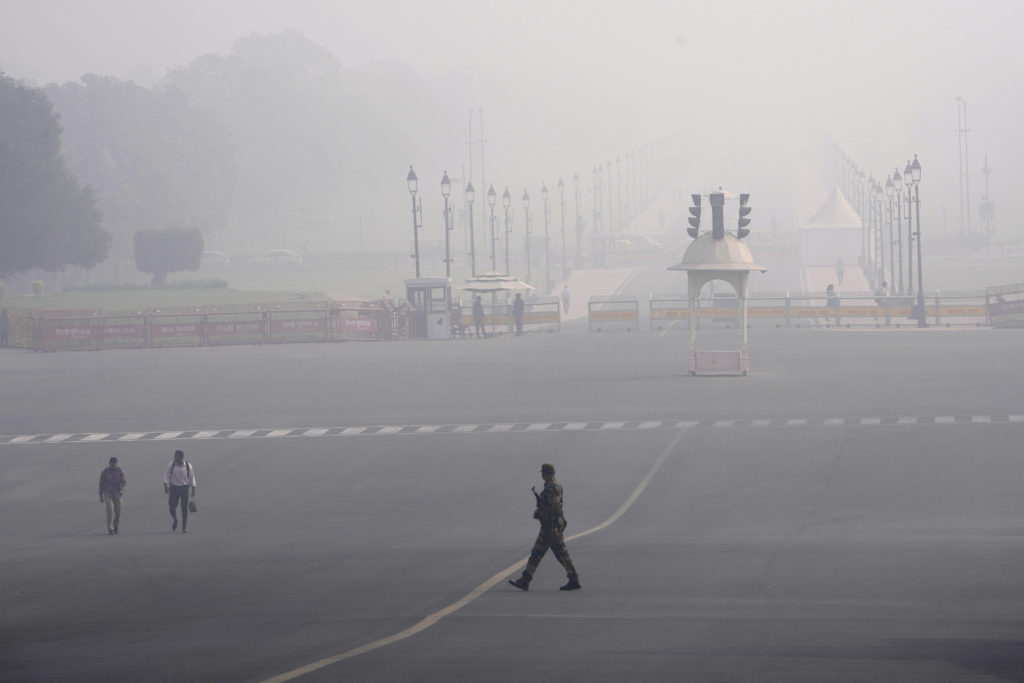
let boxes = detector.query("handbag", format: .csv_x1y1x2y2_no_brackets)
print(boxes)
188,499,198,514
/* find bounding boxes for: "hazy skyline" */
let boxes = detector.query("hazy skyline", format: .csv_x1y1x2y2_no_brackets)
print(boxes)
2,0,1022,242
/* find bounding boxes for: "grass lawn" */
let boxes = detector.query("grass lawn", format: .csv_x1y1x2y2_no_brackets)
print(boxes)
1,263,477,313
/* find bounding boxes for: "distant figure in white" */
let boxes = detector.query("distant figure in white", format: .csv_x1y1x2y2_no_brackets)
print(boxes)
560,284,571,314
835,258,845,286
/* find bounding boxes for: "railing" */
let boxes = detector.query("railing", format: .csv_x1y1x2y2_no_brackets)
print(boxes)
459,297,561,337
588,295,640,332
649,292,990,329
21,299,397,351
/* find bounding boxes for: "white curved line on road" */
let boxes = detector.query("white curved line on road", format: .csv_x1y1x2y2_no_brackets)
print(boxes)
259,424,693,683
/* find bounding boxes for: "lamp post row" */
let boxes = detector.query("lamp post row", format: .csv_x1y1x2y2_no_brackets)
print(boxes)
405,167,585,293
834,147,926,328
407,146,665,289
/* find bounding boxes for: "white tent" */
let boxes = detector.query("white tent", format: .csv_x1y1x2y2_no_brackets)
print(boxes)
799,186,863,266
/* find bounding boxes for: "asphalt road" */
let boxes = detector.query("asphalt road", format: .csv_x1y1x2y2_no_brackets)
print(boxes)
1,321,1023,682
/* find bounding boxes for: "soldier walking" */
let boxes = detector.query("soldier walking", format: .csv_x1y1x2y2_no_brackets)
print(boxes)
509,463,581,591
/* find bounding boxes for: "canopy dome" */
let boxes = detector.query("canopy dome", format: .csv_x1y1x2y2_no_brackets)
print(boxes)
803,186,862,230
668,232,766,273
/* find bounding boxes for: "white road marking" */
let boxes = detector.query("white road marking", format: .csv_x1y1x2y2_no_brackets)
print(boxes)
259,424,694,683
1,414,1020,447
118,433,146,441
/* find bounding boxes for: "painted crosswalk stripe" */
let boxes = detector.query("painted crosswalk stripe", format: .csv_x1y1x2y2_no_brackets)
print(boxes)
786,419,808,427
118,433,147,441
193,430,219,438
526,423,551,431
638,421,662,429
415,426,441,434
823,418,845,426
376,426,402,435
971,415,991,423
80,433,109,442
230,430,257,438
45,434,73,443
564,422,587,431
452,425,477,433
488,424,514,432
155,431,183,440
339,427,365,435
303,428,329,436
1010,415,1024,423
266,429,293,438
10,435,37,443
601,422,625,430
712,420,734,428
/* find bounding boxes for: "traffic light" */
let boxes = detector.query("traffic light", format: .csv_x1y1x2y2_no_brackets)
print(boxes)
710,192,725,240
687,194,701,238
737,193,751,238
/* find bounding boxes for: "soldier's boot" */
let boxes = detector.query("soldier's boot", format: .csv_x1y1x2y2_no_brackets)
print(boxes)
559,576,581,591
508,573,531,591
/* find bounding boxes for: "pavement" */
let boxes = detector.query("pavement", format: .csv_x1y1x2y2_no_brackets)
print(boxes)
2,299,1023,682
560,266,636,320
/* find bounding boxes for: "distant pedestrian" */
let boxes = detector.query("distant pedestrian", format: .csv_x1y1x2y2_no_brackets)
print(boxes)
99,456,126,535
512,293,525,335
0,309,9,348
835,258,845,285
163,450,196,533
509,463,581,591
472,295,485,339
560,284,571,314
874,281,889,307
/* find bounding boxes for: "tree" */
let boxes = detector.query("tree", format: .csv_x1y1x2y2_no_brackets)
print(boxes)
0,72,110,278
133,228,203,285
46,74,232,278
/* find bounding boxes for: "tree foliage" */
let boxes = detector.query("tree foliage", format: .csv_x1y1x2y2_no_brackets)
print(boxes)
133,228,204,285
0,72,110,278
46,75,232,266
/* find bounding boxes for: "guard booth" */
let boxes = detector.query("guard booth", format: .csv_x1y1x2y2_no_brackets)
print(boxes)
404,277,452,340
668,233,765,375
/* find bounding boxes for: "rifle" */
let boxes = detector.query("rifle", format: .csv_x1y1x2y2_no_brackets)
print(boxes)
531,486,541,506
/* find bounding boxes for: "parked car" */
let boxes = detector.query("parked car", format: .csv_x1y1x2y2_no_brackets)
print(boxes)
248,249,303,267
618,234,662,250
199,250,232,269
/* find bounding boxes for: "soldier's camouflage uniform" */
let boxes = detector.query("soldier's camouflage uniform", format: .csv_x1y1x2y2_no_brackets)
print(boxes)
523,478,579,581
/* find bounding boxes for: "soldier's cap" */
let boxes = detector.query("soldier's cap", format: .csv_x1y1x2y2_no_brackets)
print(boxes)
541,463,555,474
109,456,118,465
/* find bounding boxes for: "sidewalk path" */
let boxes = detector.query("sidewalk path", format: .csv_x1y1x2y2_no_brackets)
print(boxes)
560,267,636,320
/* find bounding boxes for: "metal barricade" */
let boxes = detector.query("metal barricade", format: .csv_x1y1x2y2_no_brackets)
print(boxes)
588,295,639,332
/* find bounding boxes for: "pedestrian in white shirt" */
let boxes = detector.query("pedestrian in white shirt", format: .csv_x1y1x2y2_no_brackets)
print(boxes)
163,450,196,532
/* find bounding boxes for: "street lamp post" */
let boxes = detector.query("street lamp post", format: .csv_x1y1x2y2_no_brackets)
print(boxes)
502,187,511,274
558,177,568,283
593,165,603,268
874,181,885,285
572,172,581,268
904,160,914,296
465,181,476,277
522,189,532,285
885,176,895,291
541,183,551,294
893,168,904,294
911,154,925,327
487,185,497,272
407,165,422,277
441,171,452,277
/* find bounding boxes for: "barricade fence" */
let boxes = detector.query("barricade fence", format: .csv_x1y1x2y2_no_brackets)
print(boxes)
20,300,398,351
649,292,990,329
459,297,561,337
588,295,640,332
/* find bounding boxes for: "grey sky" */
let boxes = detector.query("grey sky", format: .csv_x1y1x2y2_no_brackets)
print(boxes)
2,0,1021,237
